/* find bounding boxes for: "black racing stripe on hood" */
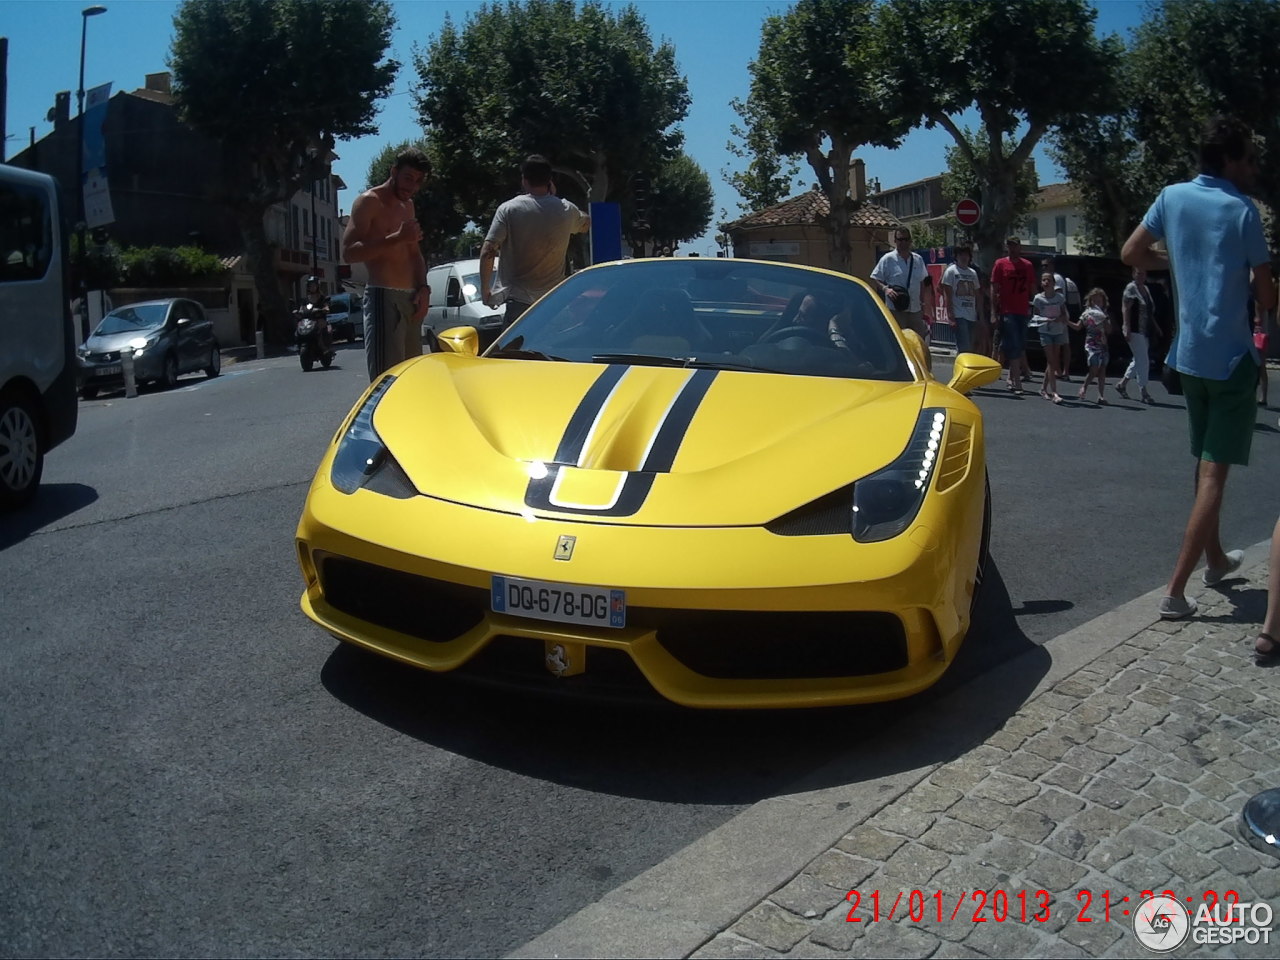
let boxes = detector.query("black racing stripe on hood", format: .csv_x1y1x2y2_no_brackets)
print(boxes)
523,365,718,518
641,368,718,472
553,363,629,466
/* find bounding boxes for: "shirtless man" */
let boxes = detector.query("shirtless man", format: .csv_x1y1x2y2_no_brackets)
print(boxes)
342,147,432,381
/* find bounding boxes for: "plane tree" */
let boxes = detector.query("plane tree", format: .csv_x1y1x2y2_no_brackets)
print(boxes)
170,0,397,342
731,0,916,274
413,0,690,232
881,0,1117,269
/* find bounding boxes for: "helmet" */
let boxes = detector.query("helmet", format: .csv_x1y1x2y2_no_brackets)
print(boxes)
305,275,320,288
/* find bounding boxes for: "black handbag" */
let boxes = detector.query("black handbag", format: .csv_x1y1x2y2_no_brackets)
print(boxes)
1162,360,1182,395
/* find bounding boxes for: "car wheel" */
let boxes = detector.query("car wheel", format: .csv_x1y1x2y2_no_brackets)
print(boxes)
0,388,43,510
205,342,221,379
80,384,97,400
160,353,179,390
970,473,992,617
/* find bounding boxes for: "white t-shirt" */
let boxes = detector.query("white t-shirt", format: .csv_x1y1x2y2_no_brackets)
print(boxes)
485,194,590,304
871,251,927,312
940,263,980,322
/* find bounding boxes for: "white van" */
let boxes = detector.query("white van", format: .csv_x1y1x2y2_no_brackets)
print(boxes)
421,258,504,344
0,165,77,509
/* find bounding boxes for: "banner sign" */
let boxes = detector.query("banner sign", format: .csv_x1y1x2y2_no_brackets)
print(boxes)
82,82,115,229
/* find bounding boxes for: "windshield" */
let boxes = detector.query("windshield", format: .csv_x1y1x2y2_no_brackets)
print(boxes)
95,303,168,335
330,294,351,313
489,260,911,381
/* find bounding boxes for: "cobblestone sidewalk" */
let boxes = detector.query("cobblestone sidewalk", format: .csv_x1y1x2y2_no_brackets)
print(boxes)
695,565,1280,959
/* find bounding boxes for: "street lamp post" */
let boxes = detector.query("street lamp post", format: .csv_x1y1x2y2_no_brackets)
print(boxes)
75,4,107,343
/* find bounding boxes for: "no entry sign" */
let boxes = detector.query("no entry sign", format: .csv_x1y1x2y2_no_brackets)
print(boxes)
955,198,981,227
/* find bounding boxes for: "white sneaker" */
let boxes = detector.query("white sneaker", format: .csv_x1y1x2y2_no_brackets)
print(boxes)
1158,595,1198,620
1203,549,1244,585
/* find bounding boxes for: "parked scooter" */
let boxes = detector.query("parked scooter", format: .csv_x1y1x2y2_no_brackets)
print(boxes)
294,300,334,372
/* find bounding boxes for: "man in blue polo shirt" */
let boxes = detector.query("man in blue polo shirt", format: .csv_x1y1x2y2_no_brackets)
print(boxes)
1122,115,1275,625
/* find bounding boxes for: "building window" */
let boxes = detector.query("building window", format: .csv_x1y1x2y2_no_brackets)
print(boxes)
1027,218,1039,245
1055,215,1067,253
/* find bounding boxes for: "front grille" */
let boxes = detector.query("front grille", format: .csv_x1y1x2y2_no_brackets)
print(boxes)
89,351,121,362
316,553,487,643
648,610,908,679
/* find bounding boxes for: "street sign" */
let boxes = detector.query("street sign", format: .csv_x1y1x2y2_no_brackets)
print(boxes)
955,198,981,227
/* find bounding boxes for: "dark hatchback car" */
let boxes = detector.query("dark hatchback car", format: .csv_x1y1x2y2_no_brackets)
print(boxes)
77,298,220,398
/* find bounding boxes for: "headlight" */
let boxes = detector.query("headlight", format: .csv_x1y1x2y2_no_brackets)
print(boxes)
128,336,158,354
851,408,946,542
76,345,89,358
330,376,416,498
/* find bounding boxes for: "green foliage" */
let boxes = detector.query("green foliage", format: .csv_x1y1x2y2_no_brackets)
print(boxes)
118,246,228,286
736,0,917,271
413,0,691,222
942,131,1039,243
1126,0,1280,249
170,0,398,340
907,219,947,251
725,96,799,213
882,0,1118,266
72,242,228,288
632,153,714,246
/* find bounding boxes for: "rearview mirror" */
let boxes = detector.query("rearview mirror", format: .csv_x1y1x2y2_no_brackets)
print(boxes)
948,353,1003,395
436,325,479,357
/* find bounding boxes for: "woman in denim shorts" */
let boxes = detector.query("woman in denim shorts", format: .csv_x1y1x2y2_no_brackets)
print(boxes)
1031,272,1069,403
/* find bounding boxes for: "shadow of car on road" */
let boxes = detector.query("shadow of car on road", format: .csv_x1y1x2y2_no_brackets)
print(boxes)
0,483,99,550
318,559,1050,806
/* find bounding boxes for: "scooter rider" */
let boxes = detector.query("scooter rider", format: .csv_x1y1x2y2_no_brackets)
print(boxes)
300,275,334,359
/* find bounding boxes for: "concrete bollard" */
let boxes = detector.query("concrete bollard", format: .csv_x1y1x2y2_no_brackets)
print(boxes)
255,330,266,360
122,351,138,398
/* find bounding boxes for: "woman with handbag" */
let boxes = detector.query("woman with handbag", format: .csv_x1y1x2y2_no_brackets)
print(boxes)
1116,266,1163,403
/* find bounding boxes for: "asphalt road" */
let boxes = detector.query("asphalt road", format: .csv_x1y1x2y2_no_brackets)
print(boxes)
3,345,1278,957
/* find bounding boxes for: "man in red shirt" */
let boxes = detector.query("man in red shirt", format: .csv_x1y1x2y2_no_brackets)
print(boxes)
990,237,1038,393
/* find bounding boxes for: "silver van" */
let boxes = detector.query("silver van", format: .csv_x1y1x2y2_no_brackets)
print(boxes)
421,258,504,345
0,165,77,509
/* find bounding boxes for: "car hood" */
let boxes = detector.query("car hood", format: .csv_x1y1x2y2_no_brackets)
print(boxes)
370,355,927,526
87,329,163,352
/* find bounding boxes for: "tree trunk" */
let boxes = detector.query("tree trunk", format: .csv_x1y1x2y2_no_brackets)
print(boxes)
236,206,291,345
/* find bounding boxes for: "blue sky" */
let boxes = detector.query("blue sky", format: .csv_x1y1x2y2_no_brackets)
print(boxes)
3,0,1149,255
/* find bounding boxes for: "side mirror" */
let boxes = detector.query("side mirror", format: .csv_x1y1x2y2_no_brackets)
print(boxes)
436,325,479,357
948,353,1003,395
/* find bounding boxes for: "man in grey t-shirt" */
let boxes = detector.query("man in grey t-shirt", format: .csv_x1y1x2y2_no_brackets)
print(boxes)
480,154,591,329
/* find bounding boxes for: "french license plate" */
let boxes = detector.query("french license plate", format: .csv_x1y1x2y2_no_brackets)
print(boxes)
491,575,626,628
96,364,122,377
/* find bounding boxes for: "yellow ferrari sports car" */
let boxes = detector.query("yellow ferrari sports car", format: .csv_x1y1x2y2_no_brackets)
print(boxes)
296,258,1002,708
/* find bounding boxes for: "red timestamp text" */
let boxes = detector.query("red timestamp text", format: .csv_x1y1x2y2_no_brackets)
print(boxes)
845,889,1053,924
1075,888,1243,924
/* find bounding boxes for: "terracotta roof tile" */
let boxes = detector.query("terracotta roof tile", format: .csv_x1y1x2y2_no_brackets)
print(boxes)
725,188,900,231
1035,182,1080,209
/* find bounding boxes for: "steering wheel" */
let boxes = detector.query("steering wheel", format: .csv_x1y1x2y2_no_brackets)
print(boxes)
760,325,828,345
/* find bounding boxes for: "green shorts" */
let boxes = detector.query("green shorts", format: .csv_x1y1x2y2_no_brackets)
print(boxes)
1182,355,1258,465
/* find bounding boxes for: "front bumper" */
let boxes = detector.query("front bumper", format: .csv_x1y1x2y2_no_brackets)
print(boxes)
295,475,984,709
78,352,162,387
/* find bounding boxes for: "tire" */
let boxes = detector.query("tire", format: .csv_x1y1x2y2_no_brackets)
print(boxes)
300,352,313,372
0,388,43,510
205,342,221,379
321,353,333,370
159,353,179,390
80,385,97,400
